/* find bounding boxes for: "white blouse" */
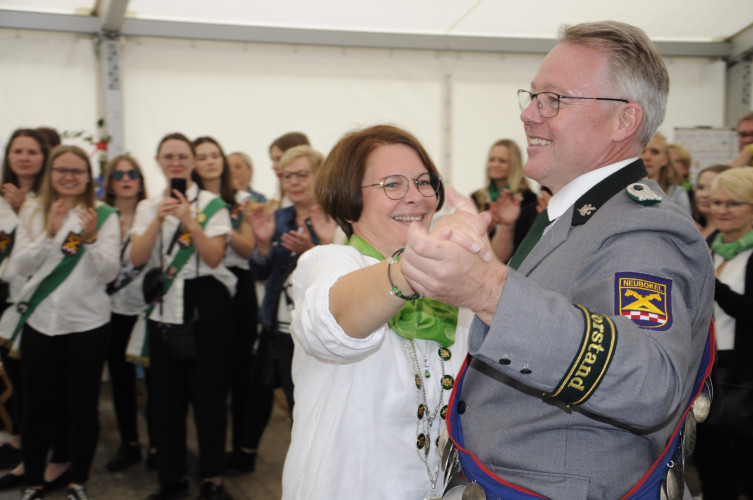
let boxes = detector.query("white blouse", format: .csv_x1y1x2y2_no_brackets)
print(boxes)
713,248,752,351
283,244,471,500
130,183,236,324
8,198,120,335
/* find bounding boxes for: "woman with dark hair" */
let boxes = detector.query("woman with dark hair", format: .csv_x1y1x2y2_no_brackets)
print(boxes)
130,133,235,500
191,136,259,476
100,155,154,473
281,125,470,499
0,145,120,500
1,129,49,214
0,128,63,489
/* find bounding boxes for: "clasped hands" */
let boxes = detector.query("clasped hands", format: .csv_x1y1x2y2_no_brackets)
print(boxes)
401,188,507,323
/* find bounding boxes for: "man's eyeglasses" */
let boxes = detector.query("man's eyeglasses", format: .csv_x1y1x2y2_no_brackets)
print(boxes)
111,169,141,181
362,172,441,201
281,170,311,182
710,200,752,210
51,167,88,178
517,89,629,118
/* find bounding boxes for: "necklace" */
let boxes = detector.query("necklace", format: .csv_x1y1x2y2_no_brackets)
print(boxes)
405,338,454,497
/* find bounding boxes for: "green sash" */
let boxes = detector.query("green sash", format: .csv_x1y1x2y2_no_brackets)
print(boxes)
230,202,244,230
137,196,227,361
10,204,117,340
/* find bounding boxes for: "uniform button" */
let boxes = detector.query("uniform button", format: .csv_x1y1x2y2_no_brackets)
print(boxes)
457,401,467,414
520,366,532,375
498,358,511,365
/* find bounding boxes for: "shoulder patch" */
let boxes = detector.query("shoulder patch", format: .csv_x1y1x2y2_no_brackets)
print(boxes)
626,183,662,205
614,272,673,331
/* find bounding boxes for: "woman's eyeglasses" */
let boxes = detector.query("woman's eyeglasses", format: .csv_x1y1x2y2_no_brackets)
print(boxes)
362,172,441,200
710,200,752,210
111,169,141,181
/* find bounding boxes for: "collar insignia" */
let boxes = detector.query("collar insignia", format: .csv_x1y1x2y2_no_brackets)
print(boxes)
626,183,662,205
61,232,83,256
614,272,673,331
577,204,597,217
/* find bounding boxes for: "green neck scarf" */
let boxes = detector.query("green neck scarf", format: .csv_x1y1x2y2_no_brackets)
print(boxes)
348,235,458,347
712,229,753,261
488,181,506,204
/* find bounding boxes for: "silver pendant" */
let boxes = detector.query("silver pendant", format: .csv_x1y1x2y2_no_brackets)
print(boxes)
441,486,465,500
660,461,683,500
682,412,697,458
462,483,485,500
443,450,464,493
439,428,452,473
691,378,712,423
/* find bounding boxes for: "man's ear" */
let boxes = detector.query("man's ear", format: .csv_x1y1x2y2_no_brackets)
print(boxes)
613,103,643,143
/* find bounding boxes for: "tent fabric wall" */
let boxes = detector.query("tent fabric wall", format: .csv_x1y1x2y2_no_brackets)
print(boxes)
0,28,728,200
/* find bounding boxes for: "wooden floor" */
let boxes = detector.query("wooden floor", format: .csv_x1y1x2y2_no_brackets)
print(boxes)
0,381,292,500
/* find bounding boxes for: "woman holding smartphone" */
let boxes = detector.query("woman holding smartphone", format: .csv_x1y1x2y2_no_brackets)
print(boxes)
130,133,236,500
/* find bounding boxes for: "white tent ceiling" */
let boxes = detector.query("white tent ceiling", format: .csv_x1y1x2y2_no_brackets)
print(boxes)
1,0,752,59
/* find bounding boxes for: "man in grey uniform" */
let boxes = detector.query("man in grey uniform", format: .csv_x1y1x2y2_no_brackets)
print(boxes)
401,21,714,499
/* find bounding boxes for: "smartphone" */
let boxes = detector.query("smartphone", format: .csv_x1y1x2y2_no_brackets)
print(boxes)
170,177,187,199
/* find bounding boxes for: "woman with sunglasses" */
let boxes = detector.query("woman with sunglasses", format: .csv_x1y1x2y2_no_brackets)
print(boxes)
100,155,155,473
694,167,753,500
0,145,120,500
281,125,470,499
191,136,259,475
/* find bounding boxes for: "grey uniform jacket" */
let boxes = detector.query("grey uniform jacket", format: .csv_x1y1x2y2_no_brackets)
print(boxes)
459,160,714,499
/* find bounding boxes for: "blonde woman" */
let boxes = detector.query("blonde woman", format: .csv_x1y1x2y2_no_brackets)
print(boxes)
695,167,753,499
640,132,691,214
0,145,120,500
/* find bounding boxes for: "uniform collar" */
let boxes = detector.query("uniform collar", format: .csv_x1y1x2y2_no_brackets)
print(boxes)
547,158,645,225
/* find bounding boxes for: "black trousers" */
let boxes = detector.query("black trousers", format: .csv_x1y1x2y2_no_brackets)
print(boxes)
694,352,753,499
148,277,232,485
106,312,154,447
227,267,259,450
0,303,70,464
246,331,295,449
20,323,109,486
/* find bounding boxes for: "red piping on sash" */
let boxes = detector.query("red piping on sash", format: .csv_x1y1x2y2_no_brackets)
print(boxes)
446,354,547,498
619,322,715,499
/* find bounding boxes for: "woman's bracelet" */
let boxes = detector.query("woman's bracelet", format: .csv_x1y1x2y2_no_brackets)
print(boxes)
387,248,421,302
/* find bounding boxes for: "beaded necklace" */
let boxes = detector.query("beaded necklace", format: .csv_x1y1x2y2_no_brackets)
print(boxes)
405,338,455,497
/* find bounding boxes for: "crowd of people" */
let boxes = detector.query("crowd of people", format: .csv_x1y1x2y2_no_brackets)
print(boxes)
0,18,752,500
